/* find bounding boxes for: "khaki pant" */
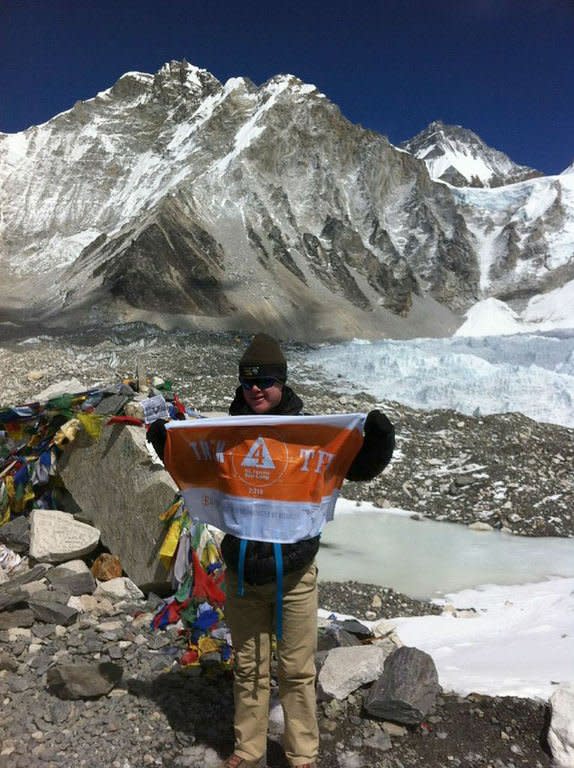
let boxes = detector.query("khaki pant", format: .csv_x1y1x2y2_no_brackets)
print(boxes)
225,561,319,767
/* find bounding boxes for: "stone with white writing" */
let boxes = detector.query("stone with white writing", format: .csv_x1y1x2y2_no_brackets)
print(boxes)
29,509,100,563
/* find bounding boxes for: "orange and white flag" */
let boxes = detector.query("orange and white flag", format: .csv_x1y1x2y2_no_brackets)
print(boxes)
164,413,365,543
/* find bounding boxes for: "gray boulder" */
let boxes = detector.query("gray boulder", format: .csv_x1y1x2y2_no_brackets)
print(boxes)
365,646,440,725
0,589,28,611
46,560,96,595
0,515,30,553
0,607,35,630
47,662,123,699
317,644,390,701
58,423,178,589
0,563,51,588
28,595,79,626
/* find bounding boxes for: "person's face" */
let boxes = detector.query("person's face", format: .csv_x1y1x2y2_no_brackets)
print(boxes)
241,378,283,414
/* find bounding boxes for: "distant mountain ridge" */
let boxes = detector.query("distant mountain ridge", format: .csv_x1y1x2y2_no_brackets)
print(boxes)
0,60,572,341
400,120,541,188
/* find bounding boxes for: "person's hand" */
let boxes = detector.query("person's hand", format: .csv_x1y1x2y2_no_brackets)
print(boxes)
146,419,168,460
364,409,394,438
346,410,395,481
146,419,167,443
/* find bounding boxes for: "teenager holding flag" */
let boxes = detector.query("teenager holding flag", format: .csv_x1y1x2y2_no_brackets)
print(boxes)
148,333,395,768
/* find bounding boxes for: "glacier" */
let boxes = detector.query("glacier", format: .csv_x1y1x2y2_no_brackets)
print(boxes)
305,331,574,428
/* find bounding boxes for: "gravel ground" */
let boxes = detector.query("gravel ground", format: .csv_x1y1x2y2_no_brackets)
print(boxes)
0,578,553,768
317,581,442,620
0,323,563,767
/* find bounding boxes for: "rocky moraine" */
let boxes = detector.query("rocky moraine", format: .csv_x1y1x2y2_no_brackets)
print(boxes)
0,324,568,768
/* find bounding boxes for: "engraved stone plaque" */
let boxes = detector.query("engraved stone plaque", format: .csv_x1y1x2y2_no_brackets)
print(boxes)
29,510,100,563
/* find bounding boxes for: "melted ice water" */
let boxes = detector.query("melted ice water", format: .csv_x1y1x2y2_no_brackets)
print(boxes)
318,503,574,600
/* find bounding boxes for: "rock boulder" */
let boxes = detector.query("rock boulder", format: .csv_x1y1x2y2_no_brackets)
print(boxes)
47,662,123,699
317,644,390,701
29,509,100,563
548,684,574,768
365,646,440,725
58,424,178,589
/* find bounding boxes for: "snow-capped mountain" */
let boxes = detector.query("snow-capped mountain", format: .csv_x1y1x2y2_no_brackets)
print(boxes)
0,62,572,340
400,120,540,188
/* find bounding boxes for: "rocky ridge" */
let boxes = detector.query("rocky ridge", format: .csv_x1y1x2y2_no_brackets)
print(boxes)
1,62,573,340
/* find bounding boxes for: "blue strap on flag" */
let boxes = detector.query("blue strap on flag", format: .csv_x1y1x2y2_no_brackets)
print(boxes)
273,542,284,641
237,539,247,597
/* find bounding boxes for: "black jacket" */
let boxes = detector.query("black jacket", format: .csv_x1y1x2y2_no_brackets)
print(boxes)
148,385,395,585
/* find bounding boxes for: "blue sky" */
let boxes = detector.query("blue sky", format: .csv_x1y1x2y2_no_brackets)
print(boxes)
1,0,572,174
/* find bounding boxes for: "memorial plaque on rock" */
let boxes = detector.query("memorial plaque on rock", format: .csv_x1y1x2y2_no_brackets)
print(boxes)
140,395,169,424
29,510,100,563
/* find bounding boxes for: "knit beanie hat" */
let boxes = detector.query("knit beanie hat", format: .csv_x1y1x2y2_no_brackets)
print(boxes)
238,333,287,383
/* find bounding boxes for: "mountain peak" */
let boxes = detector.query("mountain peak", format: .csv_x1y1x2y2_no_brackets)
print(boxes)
401,121,540,188
152,59,221,97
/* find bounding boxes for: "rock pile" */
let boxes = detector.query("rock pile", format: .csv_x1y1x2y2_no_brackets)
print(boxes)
0,533,557,768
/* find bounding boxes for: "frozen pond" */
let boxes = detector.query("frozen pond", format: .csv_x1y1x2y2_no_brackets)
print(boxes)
317,501,574,599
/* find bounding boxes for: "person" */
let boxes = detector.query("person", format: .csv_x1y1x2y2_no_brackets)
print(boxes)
148,333,395,768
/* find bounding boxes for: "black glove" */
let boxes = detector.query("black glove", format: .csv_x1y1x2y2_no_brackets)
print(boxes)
364,409,394,438
146,419,168,460
346,409,395,482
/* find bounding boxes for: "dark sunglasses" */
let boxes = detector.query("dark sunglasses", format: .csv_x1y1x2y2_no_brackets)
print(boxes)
240,377,278,391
